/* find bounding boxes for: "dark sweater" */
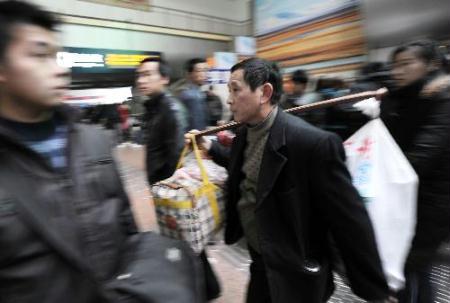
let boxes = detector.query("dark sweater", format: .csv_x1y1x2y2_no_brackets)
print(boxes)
237,106,278,252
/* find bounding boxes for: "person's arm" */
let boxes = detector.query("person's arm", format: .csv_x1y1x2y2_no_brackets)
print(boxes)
208,140,231,168
145,109,182,185
405,93,450,177
311,133,389,301
161,102,185,181
145,157,161,186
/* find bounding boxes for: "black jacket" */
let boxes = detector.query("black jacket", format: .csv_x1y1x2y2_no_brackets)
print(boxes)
209,110,389,302
143,92,185,184
381,73,450,267
0,106,137,302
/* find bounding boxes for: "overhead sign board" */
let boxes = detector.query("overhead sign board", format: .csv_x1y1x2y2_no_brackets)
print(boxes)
57,47,160,73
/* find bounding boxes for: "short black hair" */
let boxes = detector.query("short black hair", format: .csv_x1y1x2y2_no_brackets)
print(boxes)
0,0,60,61
185,58,206,73
291,69,308,85
139,56,171,78
230,58,283,104
392,39,444,66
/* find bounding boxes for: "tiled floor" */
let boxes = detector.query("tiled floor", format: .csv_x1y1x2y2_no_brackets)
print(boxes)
115,144,450,303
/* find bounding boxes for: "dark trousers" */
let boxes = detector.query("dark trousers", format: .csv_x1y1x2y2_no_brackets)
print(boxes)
199,250,221,300
398,263,434,303
397,212,449,303
247,246,272,303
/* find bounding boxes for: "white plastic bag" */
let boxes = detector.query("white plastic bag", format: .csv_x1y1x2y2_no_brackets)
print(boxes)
344,98,418,290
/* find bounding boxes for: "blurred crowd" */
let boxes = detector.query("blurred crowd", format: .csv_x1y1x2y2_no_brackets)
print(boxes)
0,1,449,303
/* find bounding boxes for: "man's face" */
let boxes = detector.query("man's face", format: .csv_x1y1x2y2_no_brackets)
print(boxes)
227,69,264,124
391,49,430,88
189,62,208,86
292,82,306,95
0,24,70,108
136,61,168,97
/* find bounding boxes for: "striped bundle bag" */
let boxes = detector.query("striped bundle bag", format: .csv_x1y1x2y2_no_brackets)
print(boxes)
151,138,227,253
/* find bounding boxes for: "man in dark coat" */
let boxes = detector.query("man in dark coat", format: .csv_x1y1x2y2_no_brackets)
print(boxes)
137,58,220,300
192,58,390,302
381,40,450,303
136,57,186,184
0,2,139,301
0,2,203,302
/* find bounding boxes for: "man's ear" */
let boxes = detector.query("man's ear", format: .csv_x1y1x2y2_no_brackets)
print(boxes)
261,83,274,104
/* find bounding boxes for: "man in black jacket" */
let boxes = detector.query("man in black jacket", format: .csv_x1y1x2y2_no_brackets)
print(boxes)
0,1,139,301
381,40,450,303
137,58,221,300
136,57,186,184
191,58,391,302
0,2,204,302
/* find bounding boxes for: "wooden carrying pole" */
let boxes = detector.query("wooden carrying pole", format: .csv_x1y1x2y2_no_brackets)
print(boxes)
193,88,388,139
